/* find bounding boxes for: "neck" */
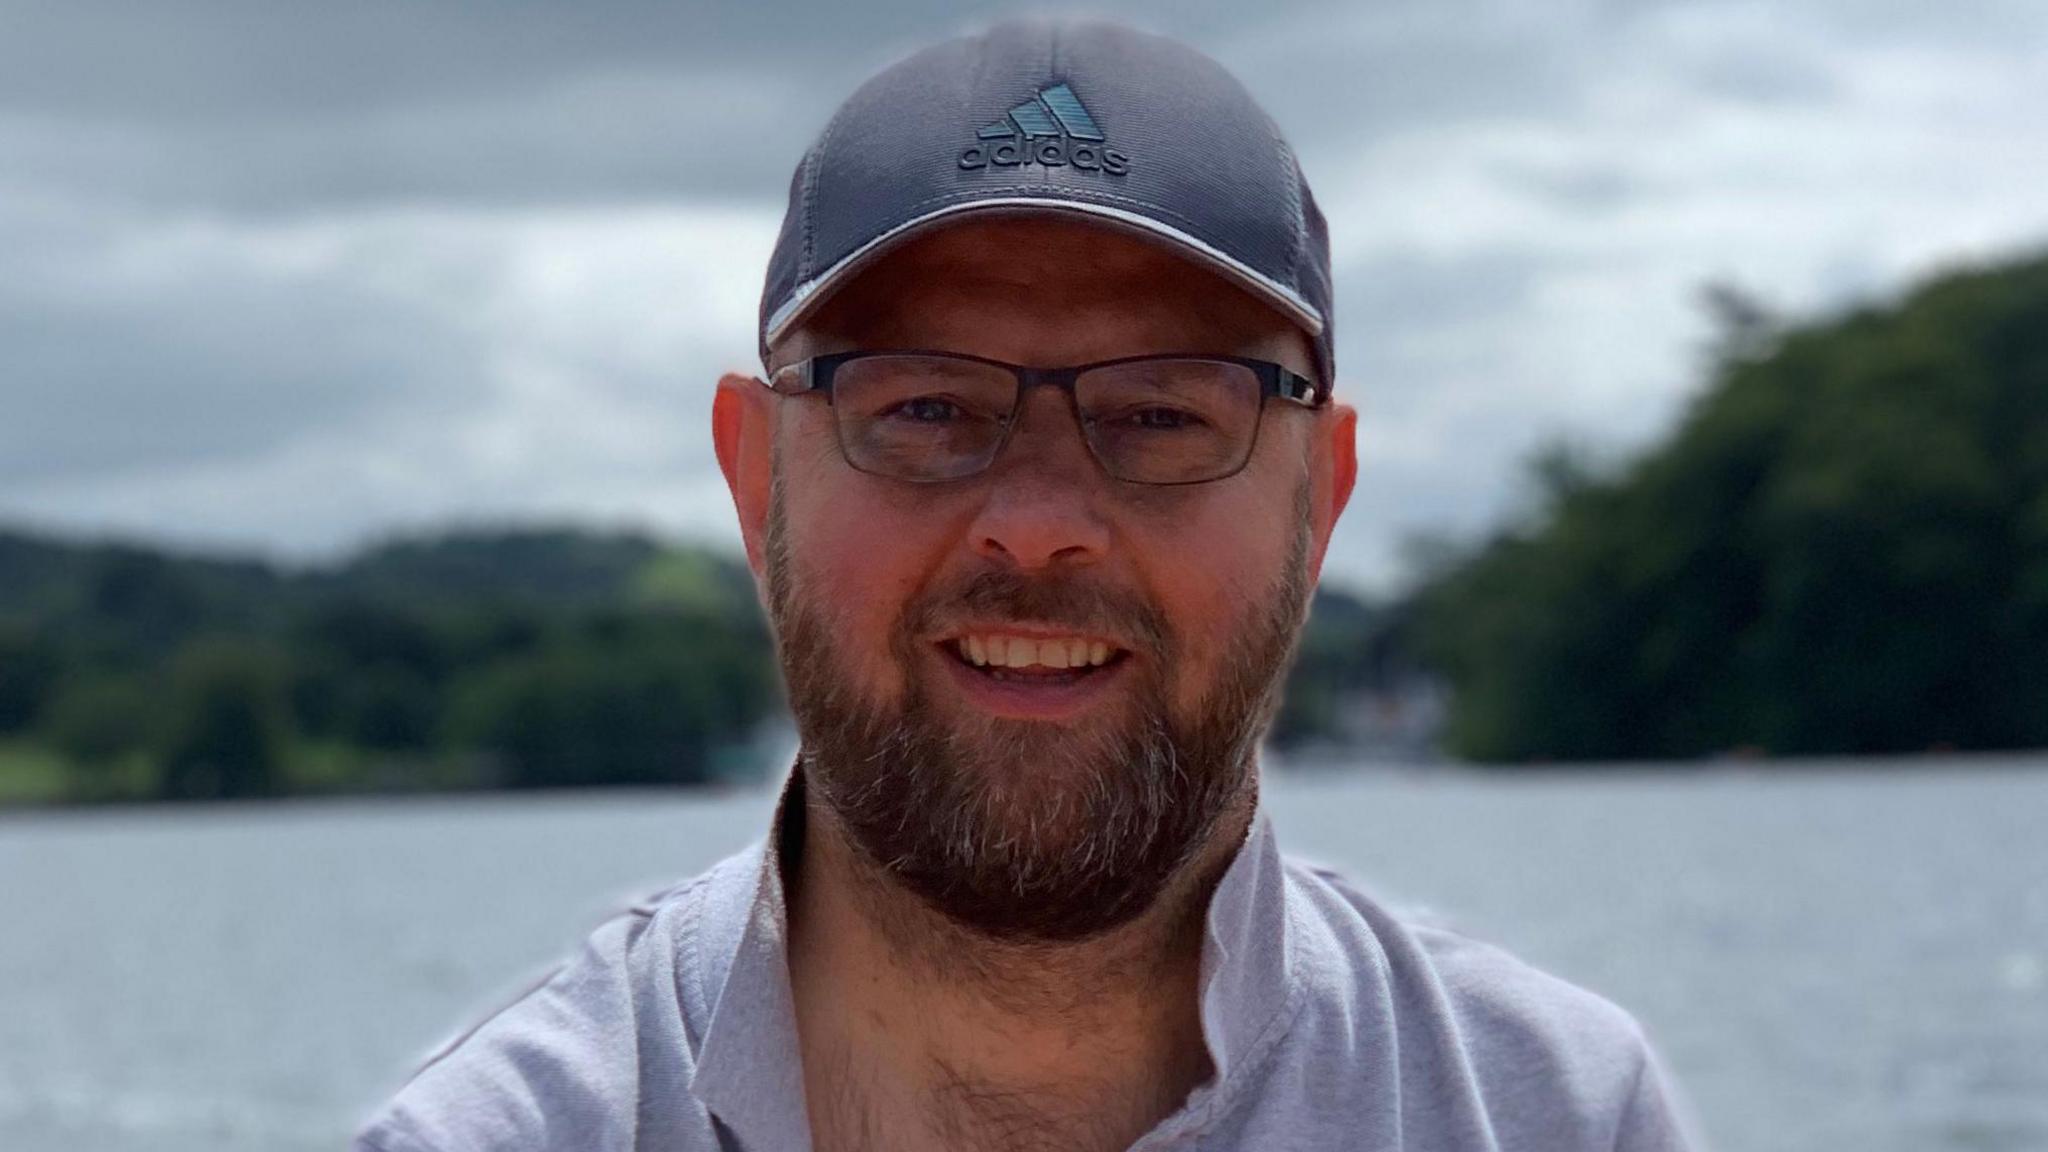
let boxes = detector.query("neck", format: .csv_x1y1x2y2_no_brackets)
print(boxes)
785,779,1255,1152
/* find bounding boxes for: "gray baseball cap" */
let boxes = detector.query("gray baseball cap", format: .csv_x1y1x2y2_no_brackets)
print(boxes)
759,18,1335,389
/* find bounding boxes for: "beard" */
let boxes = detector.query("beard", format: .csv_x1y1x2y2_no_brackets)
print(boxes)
765,478,1312,943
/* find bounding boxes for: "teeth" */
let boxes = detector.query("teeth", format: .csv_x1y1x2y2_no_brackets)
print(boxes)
955,634,1118,670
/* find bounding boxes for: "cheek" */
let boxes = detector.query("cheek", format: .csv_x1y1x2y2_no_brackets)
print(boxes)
781,454,957,696
1123,485,1296,705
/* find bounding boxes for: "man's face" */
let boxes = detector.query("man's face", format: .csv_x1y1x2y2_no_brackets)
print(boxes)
716,217,1355,941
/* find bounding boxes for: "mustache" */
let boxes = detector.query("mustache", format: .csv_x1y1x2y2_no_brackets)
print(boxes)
901,567,1171,654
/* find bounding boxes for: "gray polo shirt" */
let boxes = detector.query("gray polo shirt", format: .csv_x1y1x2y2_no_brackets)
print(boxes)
356,778,1700,1151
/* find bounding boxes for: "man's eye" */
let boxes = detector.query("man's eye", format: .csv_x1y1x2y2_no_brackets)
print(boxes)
1123,406,1203,430
888,396,964,423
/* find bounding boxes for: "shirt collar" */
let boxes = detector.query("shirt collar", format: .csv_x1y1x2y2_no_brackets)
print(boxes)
1197,791,1297,1083
687,769,1297,1148
686,770,813,1150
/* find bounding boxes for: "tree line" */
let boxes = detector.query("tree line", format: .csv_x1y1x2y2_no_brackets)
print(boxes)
0,530,784,802
1412,252,2048,761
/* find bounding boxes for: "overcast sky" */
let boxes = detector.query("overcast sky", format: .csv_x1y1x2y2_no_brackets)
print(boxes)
4,0,2045,591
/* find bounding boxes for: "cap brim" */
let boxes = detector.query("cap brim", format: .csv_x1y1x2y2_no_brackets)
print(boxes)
761,197,1326,353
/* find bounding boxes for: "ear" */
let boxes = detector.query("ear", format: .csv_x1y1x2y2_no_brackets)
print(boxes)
1305,401,1358,587
713,372,776,581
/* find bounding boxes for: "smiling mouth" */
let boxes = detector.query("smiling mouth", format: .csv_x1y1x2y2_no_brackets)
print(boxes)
943,632,1130,683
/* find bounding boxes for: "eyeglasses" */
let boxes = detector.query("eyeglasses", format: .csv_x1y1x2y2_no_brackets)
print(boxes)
765,350,1325,486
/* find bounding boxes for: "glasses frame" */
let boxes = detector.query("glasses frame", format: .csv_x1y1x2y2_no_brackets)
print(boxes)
764,349,1326,486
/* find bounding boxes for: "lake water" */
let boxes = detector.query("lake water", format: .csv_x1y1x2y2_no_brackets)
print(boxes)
1,759,2044,1152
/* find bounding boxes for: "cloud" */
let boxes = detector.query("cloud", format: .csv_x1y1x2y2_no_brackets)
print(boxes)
0,0,1312,213
1,201,779,557
0,202,488,487
0,68,831,212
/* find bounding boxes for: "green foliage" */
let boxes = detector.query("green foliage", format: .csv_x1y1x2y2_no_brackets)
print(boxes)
155,640,294,801
42,673,156,769
288,601,452,751
330,528,665,610
0,625,58,734
0,739,69,806
1273,588,1409,748
633,548,758,615
0,525,788,803
1416,253,2048,761
447,609,775,789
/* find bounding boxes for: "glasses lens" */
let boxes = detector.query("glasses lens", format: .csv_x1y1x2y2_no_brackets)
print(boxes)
1077,359,1262,484
831,355,1018,481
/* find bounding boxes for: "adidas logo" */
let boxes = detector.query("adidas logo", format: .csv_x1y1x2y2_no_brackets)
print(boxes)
958,82,1131,176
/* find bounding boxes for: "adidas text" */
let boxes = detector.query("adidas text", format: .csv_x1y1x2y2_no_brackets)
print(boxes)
958,138,1131,174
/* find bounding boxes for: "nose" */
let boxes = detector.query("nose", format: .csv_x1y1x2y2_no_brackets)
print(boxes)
966,389,1112,571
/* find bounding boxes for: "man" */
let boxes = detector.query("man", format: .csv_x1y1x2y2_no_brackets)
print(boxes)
357,18,1698,1152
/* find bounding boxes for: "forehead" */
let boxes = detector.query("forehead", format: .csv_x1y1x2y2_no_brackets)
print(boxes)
774,215,1315,373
